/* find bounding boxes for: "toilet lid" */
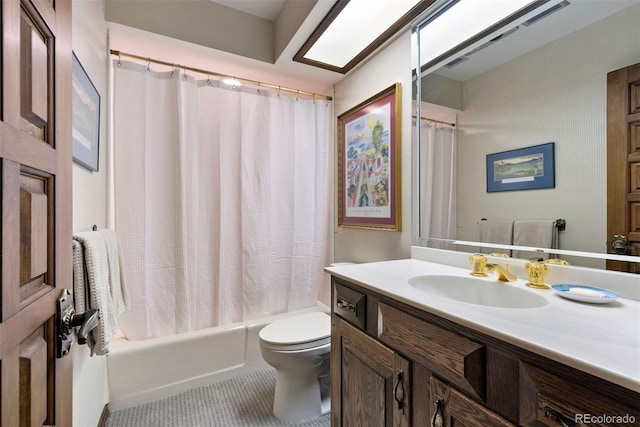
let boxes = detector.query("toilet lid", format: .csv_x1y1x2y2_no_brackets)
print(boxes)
259,312,330,350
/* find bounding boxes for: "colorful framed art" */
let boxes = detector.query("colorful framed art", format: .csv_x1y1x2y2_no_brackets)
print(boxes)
337,83,401,231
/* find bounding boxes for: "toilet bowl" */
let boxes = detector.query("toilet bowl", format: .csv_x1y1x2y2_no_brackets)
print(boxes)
258,311,331,422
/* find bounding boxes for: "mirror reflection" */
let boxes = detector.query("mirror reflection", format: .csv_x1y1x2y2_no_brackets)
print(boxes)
412,0,640,270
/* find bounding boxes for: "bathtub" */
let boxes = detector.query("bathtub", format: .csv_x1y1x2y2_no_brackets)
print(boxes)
107,304,329,410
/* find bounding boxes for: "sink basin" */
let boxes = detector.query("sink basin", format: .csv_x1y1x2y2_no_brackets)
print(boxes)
408,275,548,308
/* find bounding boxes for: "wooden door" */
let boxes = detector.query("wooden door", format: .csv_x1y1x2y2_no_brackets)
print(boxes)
332,317,410,427
607,62,640,273
0,0,73,426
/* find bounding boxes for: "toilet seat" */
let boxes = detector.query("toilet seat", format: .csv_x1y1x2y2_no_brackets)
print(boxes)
259,312,330,351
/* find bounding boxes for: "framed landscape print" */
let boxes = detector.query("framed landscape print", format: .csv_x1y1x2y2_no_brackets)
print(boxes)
486,142,555,192
72,52,101,172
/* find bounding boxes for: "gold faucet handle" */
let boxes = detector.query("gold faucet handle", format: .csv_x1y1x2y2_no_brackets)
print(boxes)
489,252,510,258
469,254,488,277
524,260,550,289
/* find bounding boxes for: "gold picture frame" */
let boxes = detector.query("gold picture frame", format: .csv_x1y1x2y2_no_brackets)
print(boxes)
337,83,401,231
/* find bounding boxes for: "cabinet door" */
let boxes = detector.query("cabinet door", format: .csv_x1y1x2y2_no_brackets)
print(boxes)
332,316,410,427
431,377,515,427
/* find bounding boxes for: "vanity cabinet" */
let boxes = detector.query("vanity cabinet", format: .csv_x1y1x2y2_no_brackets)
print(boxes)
331,277,640,427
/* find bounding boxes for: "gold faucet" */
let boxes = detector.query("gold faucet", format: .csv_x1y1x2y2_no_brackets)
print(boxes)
486,263,517,282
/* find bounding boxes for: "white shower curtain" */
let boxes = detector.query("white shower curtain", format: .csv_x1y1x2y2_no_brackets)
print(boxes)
419,121,457,247
111,61,330,339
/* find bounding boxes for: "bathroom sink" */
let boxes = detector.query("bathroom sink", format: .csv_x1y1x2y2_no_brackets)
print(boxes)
408,275,548,308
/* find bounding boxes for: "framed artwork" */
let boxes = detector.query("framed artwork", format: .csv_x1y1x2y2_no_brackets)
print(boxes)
337,83,401,231
486,142,555,192
72,52,100,172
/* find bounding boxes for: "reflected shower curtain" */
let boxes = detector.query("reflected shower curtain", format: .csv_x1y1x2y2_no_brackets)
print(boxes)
419,121,457,247
111,61,330,339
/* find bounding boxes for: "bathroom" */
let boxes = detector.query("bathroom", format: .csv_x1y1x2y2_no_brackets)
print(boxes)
11,0,636,425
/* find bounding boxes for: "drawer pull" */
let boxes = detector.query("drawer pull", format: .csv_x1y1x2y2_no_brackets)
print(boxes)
394,372,405,413
431,398,444,427
336,298,356,313
543,405,576,427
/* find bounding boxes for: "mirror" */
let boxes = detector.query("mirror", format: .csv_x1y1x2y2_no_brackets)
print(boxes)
412,0,640,269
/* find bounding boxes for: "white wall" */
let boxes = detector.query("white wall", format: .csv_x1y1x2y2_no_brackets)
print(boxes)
455,5,640,264
333,32,414,263
71,0,110,425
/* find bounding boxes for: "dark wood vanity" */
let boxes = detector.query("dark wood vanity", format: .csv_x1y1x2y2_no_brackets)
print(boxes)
330,276,640,426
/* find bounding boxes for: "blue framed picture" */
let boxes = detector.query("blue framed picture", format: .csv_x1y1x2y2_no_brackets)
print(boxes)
72,52,100,172
486,142,555,192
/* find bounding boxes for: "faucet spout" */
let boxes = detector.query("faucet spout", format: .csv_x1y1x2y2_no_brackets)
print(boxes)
486,263,517,282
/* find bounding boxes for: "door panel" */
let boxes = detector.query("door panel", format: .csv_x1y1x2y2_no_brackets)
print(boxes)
607,62,640,272
1,0,73,426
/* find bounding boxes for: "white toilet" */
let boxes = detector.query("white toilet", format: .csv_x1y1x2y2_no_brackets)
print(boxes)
258,311,331,422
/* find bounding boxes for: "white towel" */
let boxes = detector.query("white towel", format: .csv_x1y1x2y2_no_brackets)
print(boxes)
478,219,514,255
72,229,129,355
512,220,559,260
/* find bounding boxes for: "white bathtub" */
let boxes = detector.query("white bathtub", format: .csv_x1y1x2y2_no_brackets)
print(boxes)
107,304,329,410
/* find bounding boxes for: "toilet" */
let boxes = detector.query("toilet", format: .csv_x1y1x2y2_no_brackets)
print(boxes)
258,311,331,422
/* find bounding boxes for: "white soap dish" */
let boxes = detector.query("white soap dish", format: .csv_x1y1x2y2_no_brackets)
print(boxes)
551,284,619,304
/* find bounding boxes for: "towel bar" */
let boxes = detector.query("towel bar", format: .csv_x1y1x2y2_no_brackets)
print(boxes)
480,218,566,231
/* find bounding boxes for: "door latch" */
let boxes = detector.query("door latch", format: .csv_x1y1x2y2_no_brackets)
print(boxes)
56,289,99,358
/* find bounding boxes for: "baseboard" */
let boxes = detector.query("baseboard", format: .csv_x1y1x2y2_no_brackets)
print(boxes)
97,404,110,427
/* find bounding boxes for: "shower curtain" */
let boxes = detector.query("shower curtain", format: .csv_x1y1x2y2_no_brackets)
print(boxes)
419,121,457,247
111,61,330,339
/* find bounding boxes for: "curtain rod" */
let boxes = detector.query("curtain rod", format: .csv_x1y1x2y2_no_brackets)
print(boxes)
412,115,456,127
110,49,333,101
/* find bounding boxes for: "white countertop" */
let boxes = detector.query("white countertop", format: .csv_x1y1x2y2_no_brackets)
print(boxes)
325,258,640,393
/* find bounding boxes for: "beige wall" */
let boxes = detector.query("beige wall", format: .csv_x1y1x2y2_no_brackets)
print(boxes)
71,0,110,425
332,32,414,263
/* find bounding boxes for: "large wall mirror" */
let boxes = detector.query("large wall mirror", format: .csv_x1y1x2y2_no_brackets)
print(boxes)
412,0,640,271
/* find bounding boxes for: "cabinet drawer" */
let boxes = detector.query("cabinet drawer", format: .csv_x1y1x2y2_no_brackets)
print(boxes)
377,302,485,399
520,363,640,427
333,282,366,330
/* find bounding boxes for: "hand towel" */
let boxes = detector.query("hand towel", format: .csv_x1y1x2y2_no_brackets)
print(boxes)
72,229,129,356
512,220,559,260
478,219,514,255
97,228,130,315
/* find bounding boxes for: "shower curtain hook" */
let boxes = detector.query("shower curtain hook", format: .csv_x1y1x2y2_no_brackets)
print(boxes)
277,86,281,97
206,74,211,85
257,81,261,94
146,57,151,71
183,66,188,80
117,54,121,66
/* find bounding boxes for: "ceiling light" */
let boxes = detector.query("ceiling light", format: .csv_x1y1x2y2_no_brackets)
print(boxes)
415,0,569,74
295,0,432,74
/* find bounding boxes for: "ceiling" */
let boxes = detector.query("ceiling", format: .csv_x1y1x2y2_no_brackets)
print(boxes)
106,0,639,96
105,0,346,94
210,0,287,20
